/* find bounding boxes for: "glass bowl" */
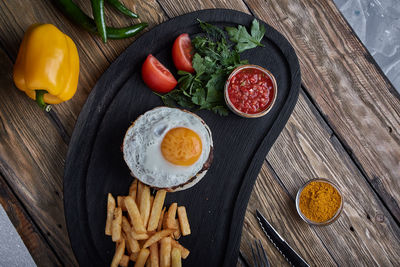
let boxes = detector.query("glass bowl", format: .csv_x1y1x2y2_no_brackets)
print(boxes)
295,178,344,226
224,64,277,118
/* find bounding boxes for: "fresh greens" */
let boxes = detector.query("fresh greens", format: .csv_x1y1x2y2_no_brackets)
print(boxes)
158,19,265,116
226,19,266,52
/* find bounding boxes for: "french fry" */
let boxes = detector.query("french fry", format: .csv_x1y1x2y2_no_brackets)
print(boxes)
130,252,139,262
121,216,131,232
177,206,191,236
117,196,127,211
132,231,149,240
129,179,138,199
142,229,174,248
130,238,141,253
160,237,172,267
125,196,147,234
162,209,169,230
140,185,151,228
157,207,166,232
150,195,154,210
106,184,192,266
111,239,125,267
123,231,140,254
139,240,146,248
150,243,159,267
134,248,150,267
137,181,144,207
173,219,181,240
123,232,131,252
105,193,116,236
171,247,182,267
120,255,129,267
121,217,140,253
171,239,190,259
147,190,167,231
112,207,122,242
166,203,178,230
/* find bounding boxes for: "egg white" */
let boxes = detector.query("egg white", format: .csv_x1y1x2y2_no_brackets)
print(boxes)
123,107,212,188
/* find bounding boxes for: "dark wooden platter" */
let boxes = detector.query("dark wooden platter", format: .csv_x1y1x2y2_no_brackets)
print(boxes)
64,9,300,267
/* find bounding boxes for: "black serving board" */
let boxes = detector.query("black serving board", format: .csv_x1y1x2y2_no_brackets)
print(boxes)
64,9,300,267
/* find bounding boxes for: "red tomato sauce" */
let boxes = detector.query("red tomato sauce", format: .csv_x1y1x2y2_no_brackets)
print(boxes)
227,67,275,114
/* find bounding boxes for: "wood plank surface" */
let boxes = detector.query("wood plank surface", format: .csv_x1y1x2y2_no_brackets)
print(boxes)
0,173,60,266
241,162,336,266
0,0,166,264
0,48,77,265
155,0,400,265
0,0,168,264
0,0,166,136
158,0,249,17
241,92,400,265
0,0,398,266
269,92,400,265
244,0,400,221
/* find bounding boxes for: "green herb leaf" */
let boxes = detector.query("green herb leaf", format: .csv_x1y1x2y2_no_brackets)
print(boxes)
250,19,266,42
191,88,206,105
226,19,265,52
192,54,206,74
154,19,263,116
161,95,177,107
197,19,226,40
206,71,225,103
212,106,229,116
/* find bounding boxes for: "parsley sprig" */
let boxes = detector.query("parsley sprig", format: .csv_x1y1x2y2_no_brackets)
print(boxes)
159,19,266,116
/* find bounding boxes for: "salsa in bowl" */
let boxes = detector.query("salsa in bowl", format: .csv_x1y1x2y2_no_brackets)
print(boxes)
224,65,277,118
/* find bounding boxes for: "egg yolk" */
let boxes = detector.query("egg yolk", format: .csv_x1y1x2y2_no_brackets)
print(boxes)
161,127,202,166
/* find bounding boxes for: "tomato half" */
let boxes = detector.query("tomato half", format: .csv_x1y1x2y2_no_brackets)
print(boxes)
172,33,194,73
142,54,177,93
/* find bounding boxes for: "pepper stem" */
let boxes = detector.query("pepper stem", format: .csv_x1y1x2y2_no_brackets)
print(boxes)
35,90,52,112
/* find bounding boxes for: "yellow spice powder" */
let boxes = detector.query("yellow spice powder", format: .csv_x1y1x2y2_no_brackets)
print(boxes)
299,181,342,223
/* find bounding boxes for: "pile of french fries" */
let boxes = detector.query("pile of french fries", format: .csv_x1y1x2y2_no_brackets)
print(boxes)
105,179,191,267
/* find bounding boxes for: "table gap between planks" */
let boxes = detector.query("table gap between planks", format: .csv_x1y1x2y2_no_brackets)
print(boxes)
0,0,399,266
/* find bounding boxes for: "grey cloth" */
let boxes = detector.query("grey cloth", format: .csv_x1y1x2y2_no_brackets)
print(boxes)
334,0,400,93
0,204,36,267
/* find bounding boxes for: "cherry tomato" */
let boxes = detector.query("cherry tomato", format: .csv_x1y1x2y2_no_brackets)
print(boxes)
142,54,177,93
172,33,194,73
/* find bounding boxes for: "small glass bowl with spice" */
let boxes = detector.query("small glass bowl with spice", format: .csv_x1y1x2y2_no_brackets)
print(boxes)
295,178,343,226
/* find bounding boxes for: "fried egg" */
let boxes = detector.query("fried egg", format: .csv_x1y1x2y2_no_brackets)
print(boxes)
123,107,213,190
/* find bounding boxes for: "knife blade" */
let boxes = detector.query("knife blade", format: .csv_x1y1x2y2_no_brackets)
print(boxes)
256,209,310,267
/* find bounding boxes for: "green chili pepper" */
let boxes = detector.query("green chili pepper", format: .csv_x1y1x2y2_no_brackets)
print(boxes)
92,0,107,43
53,0,147,39
106,0,138,18
107,23,147,39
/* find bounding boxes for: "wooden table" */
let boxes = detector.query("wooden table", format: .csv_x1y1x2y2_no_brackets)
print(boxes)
0,0,399,266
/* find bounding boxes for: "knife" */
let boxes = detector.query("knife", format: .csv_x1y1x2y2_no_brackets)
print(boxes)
256,209,310,267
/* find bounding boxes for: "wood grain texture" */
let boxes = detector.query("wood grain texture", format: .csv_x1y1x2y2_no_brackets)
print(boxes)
0,0,166,265
244,0,400,221
241,162,336,266
0,173,60,267
0,0,398,266
131,1,400,265
0,0,166,136
239,91,400,266
263,92,400,265
154,2,349,266
0,48,76,265
63,9,301,266
157,0,249,17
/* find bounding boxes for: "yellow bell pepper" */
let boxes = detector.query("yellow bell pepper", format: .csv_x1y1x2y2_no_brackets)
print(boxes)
13,23,79,111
